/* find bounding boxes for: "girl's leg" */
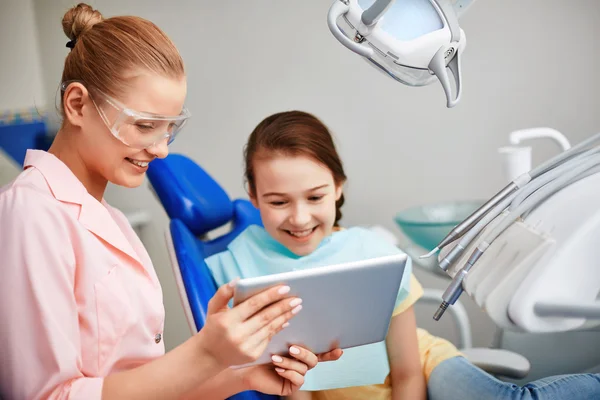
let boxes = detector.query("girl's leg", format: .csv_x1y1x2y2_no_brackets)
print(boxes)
427,356,600,400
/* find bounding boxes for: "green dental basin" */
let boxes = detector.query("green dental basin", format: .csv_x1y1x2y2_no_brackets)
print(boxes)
394,200,484,251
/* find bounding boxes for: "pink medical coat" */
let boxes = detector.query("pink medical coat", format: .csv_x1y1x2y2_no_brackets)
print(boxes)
0,150,165,399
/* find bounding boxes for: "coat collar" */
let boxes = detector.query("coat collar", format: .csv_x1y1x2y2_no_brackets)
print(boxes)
24,150,143,266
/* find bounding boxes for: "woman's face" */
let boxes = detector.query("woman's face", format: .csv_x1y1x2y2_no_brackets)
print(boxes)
68,73,187,189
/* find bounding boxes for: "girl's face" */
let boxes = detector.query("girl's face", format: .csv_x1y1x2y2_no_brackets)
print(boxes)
251,154,342,256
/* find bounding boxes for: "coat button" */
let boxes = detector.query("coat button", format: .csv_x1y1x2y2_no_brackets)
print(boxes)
155,333,162,344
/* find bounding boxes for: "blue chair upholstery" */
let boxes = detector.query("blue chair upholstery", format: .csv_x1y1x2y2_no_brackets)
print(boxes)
0,121,51,166
148,153,262,242
147,154,276,400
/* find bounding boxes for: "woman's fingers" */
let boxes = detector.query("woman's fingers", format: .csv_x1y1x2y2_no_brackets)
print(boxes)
242,297,302,336
274,368,305,388
271,354,309,376
285,345,319,370
206,280,237,315
233,285,296,321
317,348,344,362
243,309,298,356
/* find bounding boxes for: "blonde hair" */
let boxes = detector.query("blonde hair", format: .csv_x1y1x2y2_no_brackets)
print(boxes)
60,3,184,108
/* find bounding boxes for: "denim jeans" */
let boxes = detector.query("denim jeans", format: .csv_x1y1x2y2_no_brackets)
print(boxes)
427,356,600,400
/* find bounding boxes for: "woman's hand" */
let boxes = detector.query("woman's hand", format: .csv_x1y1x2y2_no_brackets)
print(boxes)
239,346,344,396
197,280,303,368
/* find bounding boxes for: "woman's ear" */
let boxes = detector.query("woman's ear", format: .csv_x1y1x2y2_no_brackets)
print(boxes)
63,82,89,128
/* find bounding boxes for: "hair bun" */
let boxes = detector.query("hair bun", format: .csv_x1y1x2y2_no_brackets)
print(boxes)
62,3,103,41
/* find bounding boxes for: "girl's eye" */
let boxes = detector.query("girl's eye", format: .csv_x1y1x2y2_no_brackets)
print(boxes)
309,195,324,202
270,201,287,206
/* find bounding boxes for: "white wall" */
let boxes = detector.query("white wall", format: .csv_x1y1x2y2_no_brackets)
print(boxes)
0,0,46,111
29,0,600,353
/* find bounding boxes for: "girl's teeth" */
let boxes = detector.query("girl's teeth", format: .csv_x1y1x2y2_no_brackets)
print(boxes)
289,229,313,238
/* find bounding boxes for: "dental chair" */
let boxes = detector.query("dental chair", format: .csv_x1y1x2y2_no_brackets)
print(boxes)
147,154,530,400
147,154,272,400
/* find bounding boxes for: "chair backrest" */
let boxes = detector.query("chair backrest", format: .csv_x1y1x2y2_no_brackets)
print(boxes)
148,153,263,325
148,154,276,400
148,154,262,254
149,154,236,233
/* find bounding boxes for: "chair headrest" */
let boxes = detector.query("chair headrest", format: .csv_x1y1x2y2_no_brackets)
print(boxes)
147,154,233,236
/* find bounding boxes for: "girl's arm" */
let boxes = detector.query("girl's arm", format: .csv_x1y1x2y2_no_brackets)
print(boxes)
386,305,427,400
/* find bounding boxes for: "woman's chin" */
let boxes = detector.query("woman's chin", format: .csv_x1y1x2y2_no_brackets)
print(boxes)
112,173,145,189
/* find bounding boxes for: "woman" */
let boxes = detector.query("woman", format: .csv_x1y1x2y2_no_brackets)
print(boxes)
0,5,340,400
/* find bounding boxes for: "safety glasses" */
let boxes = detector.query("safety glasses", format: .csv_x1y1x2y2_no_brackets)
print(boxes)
61,81,191,150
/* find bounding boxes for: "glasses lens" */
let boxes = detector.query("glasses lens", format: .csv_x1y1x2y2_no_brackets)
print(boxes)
114,115,188,149
90,89,190,149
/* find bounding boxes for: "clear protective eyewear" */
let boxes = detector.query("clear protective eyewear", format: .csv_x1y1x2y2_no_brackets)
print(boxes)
61,81,191,150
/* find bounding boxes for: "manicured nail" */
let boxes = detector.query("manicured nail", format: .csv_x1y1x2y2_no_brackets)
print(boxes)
289,346,300,355
292,305,303,314
275,368,285,373
271,355,283,363
289,298,303,307
278,286,291,295
282,322,290,329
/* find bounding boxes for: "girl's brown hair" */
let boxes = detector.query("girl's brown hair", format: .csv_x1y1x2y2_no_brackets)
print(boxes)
244,111,347,226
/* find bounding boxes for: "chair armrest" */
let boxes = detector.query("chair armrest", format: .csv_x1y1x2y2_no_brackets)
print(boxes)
460,348,531,379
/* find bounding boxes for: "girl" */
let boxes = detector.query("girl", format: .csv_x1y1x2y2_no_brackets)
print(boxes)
0,6,340,400
206,110,600,400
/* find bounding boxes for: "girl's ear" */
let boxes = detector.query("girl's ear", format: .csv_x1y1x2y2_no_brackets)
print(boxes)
250,191,259,209
335,184,343,201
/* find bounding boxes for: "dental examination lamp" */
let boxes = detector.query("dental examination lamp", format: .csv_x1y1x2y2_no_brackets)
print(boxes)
420,131,600,334
328,0,477,108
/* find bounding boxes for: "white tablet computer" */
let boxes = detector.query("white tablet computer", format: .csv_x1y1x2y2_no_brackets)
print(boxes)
232,253,408,367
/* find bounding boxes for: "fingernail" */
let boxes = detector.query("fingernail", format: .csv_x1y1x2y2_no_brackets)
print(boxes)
289,298,302,307
278,286,291,295
282,322,290,329
271,355,283,363
228,277,240,287
275,368,285,373
292,305,303,314
289,346,300,355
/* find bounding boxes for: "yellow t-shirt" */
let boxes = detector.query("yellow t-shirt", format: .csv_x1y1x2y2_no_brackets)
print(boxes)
309,274,462,400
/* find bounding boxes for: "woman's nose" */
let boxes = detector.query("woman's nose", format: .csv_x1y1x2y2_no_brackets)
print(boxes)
146,137,169,159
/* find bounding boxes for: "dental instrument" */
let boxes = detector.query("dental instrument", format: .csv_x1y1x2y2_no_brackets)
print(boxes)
431,132,600,330
427,131,600,259
437,148,600,272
